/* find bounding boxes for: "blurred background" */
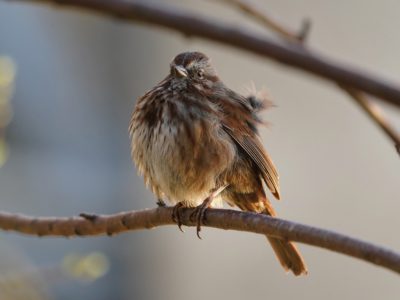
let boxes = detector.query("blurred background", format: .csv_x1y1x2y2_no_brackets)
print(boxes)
0,0,399,299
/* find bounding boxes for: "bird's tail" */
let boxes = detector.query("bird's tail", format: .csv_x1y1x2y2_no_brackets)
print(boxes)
261,200,307,276
237,196,307,276
266,235,307,276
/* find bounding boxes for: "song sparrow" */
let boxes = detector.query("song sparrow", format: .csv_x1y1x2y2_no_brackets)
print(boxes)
129,51,307,275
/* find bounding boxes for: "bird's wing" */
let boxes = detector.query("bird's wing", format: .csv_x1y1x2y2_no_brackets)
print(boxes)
223,125,280,199
218,91,280,199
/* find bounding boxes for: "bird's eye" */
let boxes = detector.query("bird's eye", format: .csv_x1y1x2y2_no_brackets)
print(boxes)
197,69,204,79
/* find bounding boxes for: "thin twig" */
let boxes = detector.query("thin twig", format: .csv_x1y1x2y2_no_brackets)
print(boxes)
218,0,400,153
6,0,400,107
341,87,400,150
0,208,400,275
214,0,310,42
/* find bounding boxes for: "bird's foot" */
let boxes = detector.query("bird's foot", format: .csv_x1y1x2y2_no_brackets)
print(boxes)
172,202,185,232
190,197,213,239
190,185,229,239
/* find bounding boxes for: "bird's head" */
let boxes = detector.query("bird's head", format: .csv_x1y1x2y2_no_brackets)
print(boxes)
169,52,219,87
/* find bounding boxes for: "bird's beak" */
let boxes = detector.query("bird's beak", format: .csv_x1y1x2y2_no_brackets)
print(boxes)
172,65,188,78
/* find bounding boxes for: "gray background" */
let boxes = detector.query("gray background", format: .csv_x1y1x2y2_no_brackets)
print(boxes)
0,0,399,299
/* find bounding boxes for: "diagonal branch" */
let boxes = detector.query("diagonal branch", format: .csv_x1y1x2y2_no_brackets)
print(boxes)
214,0,310,42
340,87,400,150
6,0,400,108
1,208,400,275
219,0,400,153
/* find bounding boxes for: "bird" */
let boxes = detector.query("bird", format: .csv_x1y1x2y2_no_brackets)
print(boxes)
129,51,307,275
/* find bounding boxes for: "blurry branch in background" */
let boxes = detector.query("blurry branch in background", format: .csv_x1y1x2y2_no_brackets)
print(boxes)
7,0,400,109
0,56,16,167
214,0,310,43
1,208,400,276
340,87,400,155
217,0,400,154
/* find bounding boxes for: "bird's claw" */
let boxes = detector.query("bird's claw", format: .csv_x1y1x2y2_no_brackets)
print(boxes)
190,197,211,239
172,202,185,232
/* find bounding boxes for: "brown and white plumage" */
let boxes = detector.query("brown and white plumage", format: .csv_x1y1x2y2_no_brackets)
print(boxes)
129,51,307,275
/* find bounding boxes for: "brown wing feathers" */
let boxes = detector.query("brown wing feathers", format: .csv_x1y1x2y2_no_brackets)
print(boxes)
219,92,307,276
220,92,280,199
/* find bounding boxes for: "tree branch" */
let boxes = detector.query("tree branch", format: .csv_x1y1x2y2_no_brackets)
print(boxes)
0,208,400,275
340,87,400,150
6,0,400,108
214,0,310,43
218,0,400,153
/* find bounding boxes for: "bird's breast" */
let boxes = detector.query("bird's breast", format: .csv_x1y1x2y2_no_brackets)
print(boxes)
131,97,236,205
